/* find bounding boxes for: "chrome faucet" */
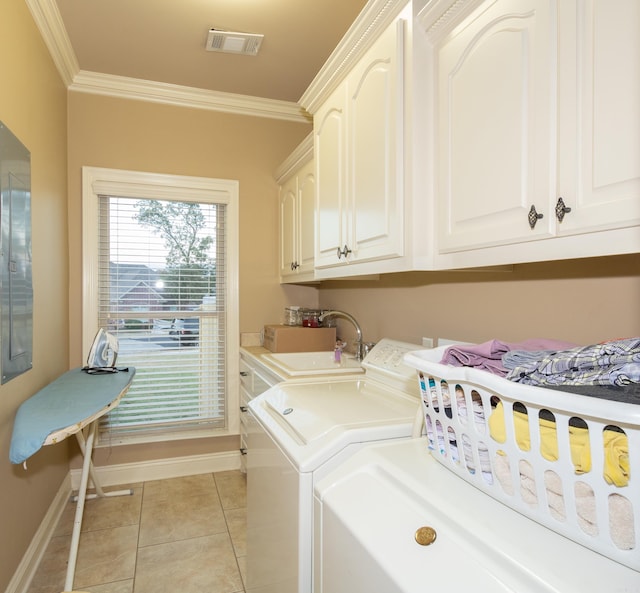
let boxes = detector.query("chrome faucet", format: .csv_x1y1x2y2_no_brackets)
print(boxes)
319,310,366,361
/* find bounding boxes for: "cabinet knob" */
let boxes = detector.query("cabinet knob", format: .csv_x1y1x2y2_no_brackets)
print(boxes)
528,205,544,229
291,261,299,270
555,197,572,222
240,371,249,377
240,447,247,455
240,406,248,412
337,245,352,259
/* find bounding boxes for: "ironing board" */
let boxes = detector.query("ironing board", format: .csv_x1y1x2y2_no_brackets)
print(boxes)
10,367,136,592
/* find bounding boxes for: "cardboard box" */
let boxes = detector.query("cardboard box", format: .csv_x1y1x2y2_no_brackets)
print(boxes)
263,325,337,353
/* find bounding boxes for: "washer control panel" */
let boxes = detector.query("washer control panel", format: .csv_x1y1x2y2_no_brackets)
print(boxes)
363,338,425,383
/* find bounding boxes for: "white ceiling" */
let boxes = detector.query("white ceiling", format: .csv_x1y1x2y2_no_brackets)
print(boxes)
51,0,368,106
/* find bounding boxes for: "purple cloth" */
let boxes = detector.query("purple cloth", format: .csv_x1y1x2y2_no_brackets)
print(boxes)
440,339,579,376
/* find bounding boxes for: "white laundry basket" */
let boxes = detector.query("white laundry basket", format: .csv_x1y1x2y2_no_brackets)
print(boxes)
404,347,640,572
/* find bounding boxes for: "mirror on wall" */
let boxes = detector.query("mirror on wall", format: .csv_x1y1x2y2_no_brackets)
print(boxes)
0,121,33,383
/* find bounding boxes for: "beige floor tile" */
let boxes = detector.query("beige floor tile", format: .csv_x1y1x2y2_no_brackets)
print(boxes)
73,524,139,590
81,579,134,593
27,534,70,593
224,507,247,557
28,471,247,593
134,533,244,593
214,471,247,510
236,554,247,590
54,485,143,537
138,492,228,547
142,473,216,503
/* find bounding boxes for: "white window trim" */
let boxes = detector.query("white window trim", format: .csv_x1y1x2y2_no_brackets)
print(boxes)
82,166,240,444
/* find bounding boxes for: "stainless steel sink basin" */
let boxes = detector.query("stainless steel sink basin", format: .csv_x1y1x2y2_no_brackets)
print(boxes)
263,351,364,376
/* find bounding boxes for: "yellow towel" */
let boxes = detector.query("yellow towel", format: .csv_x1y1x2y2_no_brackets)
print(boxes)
488,402,629,487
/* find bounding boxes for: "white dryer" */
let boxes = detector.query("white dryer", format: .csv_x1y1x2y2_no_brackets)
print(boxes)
246,339,424,593
313,438,639,592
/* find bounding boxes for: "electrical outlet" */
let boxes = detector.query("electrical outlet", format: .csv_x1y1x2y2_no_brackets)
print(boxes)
421,337,434,348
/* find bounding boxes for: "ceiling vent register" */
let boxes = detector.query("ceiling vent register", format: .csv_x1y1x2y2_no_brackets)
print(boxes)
206,29,264,55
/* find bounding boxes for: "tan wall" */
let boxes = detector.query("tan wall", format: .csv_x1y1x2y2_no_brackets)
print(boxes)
0,2,69,590
66,93,314,466
318,254,640,348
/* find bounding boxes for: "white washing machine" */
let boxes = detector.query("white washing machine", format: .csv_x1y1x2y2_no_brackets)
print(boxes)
313,439,640,593
246,339,424,593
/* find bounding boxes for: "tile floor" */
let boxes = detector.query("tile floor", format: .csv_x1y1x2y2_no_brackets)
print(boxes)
27,471,247,593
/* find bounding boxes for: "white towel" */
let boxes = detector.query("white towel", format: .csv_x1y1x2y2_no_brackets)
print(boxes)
492,453,634,550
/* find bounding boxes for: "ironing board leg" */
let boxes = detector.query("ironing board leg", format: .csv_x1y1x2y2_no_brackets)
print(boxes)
64,422,97,592
71,430,133,501
64,423,133,592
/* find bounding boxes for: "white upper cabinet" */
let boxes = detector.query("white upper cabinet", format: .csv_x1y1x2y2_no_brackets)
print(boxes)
436,0,555,252
555,0,640,237
312,15,406,274
276,134,316,283
298,0,638,278
427,0,640,266
315,84,347,268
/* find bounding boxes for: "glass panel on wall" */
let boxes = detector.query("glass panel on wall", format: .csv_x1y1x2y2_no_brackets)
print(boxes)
0,122,32,383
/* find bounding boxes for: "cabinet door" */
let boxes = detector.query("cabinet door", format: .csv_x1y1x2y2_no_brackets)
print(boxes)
315,84,348,268
279,176,298,278
437,0,555,253
556,0,640,235
347,19,405,263
297,160,316,275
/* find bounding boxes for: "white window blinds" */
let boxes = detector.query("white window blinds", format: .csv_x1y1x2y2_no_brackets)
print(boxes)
96,195,227,438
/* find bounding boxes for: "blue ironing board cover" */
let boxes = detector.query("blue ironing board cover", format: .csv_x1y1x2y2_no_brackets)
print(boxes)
10,367,135,464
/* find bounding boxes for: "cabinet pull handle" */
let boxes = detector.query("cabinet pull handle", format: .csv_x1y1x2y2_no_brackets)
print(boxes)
337,245,352,259
555,197,572,222
240,447,247,455
240,406,248,412
240,371,249,377
291,261,299,270
528,205,543,229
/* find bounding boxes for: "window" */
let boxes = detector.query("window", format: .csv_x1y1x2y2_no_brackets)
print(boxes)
82,168,239,444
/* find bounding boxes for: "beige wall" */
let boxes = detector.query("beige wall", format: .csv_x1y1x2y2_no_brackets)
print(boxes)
67,92,314,363
319,253,640,348
0,2,69,590
66,92,315,466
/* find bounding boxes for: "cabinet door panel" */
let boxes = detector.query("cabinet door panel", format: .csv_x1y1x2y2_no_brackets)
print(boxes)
349,20,404,262
438,0,554,252
557,0,640,234
315,89,347,267
298,162,316,274
279,180,297,277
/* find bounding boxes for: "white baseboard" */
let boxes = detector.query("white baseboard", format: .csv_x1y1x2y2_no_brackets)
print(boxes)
70,450,242,489
7,451,241,593
5,475,71,593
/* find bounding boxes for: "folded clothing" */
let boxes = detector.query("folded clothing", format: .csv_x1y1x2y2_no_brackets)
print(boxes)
488,402,629,487
506,337,640,387
440,338,579,376
549,382,640,405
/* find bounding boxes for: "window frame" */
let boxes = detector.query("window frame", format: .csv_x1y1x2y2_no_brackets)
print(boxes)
82,166,240,446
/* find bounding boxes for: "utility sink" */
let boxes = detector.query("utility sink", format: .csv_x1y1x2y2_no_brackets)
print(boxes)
263,351,364,376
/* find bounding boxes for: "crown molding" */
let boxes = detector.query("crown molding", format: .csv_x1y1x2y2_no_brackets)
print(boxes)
416,0,483,45
26,0,311,123
25,0,78,86
274,132,314,182
299,0,409,114
70,71,311,123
